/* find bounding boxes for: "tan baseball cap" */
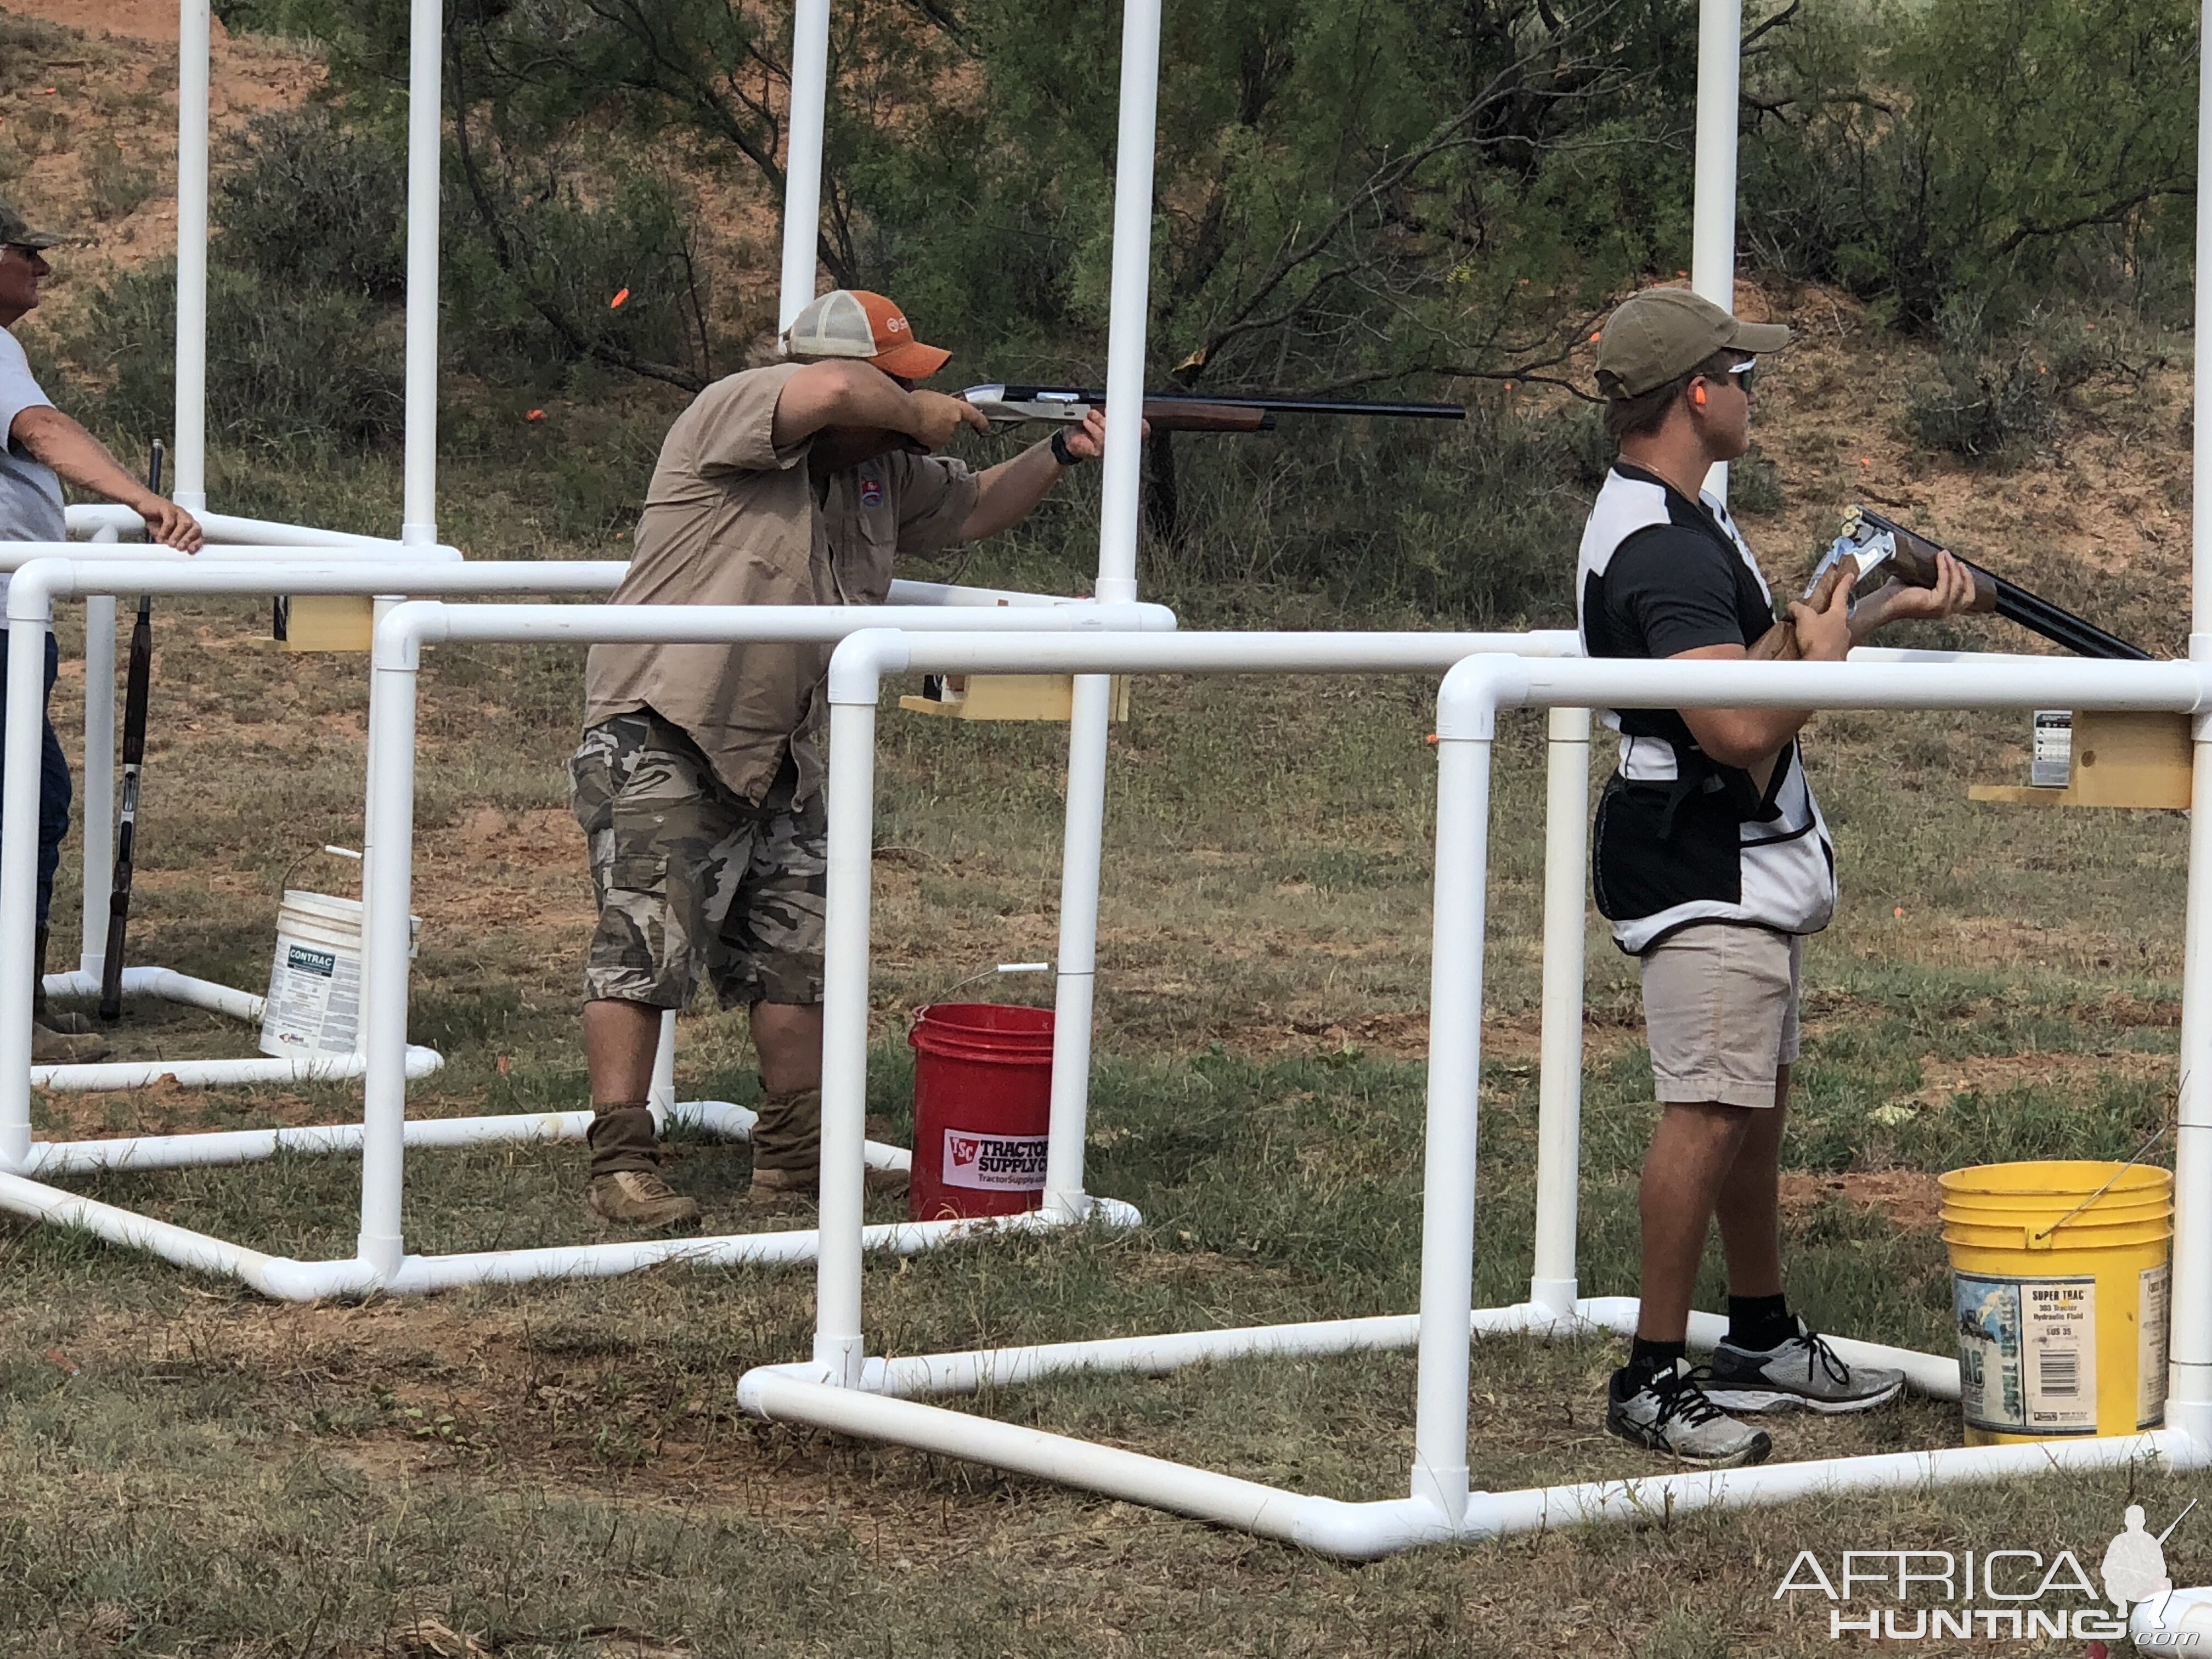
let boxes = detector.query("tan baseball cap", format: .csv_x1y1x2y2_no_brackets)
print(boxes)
0,198,63,252
781,289,951,380
1595,287,1790,398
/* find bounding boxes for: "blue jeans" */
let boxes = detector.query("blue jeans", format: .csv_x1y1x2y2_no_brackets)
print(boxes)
0,630,71,926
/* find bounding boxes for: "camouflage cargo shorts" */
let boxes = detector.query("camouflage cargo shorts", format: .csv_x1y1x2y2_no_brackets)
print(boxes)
568,712,826,1009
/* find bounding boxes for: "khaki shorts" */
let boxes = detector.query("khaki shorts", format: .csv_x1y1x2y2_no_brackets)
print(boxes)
569,712,826,1009
1639,923,1802,1109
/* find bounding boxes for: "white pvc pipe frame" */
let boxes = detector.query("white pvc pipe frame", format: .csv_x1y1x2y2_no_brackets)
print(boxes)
0,556,1087,1152
720,631,2212,1558
0,592,1175,1293
35,527,458,1091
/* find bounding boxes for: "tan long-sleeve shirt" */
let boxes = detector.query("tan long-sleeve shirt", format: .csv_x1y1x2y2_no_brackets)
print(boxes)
583,362,978,803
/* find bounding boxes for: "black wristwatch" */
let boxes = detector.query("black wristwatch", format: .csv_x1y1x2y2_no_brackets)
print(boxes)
1049,428,1088,467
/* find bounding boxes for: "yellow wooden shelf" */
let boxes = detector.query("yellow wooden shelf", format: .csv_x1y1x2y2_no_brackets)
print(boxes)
1970,709,2192,809
899,673,1130,723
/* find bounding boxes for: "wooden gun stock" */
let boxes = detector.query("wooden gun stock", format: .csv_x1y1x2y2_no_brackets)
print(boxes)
1748,554,1859,662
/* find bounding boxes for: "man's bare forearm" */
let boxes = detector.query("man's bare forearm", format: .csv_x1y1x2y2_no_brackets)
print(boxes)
961,439,1065,542
12,405,155,510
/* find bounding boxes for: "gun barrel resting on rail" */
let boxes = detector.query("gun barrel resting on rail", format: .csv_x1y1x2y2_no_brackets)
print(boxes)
960,385,1468,433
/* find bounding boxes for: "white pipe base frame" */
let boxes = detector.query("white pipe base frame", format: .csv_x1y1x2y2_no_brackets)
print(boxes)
0,1161,1141,1300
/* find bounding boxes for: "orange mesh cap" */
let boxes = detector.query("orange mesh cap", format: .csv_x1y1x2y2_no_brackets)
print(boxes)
780,289,952,380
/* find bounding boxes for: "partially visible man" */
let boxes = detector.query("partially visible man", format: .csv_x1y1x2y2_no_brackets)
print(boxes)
1578,287,1974,1465
575,289,1127,1228
0,200,201,1062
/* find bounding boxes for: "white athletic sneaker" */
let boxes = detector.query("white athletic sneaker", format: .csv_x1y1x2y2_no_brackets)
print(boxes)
1703,1317,1906,1415
1606,1358,1773,1466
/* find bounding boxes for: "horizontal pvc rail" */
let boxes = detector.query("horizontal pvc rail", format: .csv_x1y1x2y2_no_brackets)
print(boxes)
739,1364,2194,1558
0,1164,1141,1300
21,1095,918,1176
738,1297,1958,1404
2,540,462,568
65,505,407,551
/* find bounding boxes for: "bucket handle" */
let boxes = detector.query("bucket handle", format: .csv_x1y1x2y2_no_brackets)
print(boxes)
2025,1120,2170,1249
277,842,364,899
912,961,1052,1029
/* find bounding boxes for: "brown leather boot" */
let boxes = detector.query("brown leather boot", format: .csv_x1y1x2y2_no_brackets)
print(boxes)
743,1088,909,1211
586,1169,701,1228
584,1104,698,1228
33,925,103,1042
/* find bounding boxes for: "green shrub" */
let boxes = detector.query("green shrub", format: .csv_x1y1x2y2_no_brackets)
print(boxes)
69,261,403,454
215,105,407,302
1141,402,1601,624
1902,317,2106,468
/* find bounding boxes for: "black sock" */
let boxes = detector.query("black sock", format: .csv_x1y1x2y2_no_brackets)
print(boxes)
1728,1293,1795,1350
1627,1337,1687,1381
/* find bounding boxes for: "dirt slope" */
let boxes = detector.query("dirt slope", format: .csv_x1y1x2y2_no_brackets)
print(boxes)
0,1,320,319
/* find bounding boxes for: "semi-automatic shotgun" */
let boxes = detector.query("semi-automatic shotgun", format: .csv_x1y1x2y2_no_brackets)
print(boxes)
960,385,1466,433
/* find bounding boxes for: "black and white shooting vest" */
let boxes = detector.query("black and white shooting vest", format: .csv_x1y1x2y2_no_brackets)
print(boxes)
1576,464,1837,955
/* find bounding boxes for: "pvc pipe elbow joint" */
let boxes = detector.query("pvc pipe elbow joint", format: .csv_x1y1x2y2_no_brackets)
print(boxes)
1289,1495,1464,1558
1435,656,1531,742
5,558,64,625
828,628,910,704
373,599,449,670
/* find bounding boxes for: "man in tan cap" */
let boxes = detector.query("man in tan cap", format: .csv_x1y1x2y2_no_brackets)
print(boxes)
1577,286,1972,1463
1,200,200,1063
573,289,1126,1227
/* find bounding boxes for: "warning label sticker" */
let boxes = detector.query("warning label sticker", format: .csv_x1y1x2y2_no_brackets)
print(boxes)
1955,1272,2097,1436
940,1129,1048,1191
2141,1262,2171,1429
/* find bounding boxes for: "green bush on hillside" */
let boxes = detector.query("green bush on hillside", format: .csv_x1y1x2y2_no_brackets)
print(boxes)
69,261,403,454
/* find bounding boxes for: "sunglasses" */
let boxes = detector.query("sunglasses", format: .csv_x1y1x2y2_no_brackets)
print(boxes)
1724,358,1758,392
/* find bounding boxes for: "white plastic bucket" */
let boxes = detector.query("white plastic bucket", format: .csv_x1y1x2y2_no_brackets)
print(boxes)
257,890,419,1059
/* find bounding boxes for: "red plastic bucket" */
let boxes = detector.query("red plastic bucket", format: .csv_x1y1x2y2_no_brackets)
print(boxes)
908,1002,1055,1221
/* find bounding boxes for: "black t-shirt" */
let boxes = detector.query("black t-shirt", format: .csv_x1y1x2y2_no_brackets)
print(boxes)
1581,463,1776,749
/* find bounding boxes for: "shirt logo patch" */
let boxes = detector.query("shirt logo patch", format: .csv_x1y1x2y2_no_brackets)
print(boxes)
860,476,884,508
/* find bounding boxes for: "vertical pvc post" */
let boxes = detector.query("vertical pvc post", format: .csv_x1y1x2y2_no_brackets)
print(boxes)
2175,0,2212,1444
172,0,211,512
1529,706,1591,1316
2196,0,2212,646
778,0,832,329
1092,0,1163,607
1690,0,1742,503
80,533,119,983
814,696,881,1385
1409,711,1498,1525
648,1009,678,1119
1036,0,1164,1221
399,0,443,545
1041,672,1113,1218
2170,731,2212,1440
357,643,420,1278
0,608,53,1169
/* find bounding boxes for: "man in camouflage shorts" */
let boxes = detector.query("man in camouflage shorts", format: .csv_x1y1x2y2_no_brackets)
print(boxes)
573,289,1126,1227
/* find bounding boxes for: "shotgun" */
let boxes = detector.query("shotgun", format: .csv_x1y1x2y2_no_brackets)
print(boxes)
98,441,161,1023
1754,506,2151,662
960,385,1466,433
1842,505,2151,661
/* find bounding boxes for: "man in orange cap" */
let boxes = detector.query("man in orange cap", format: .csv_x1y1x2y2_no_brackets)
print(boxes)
572,289,1124,1227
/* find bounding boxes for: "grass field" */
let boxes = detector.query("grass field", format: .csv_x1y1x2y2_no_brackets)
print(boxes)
0,435,2204,1655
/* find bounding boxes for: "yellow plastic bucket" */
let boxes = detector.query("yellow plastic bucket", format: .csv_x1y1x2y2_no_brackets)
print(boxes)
1939,1160,2172,1445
